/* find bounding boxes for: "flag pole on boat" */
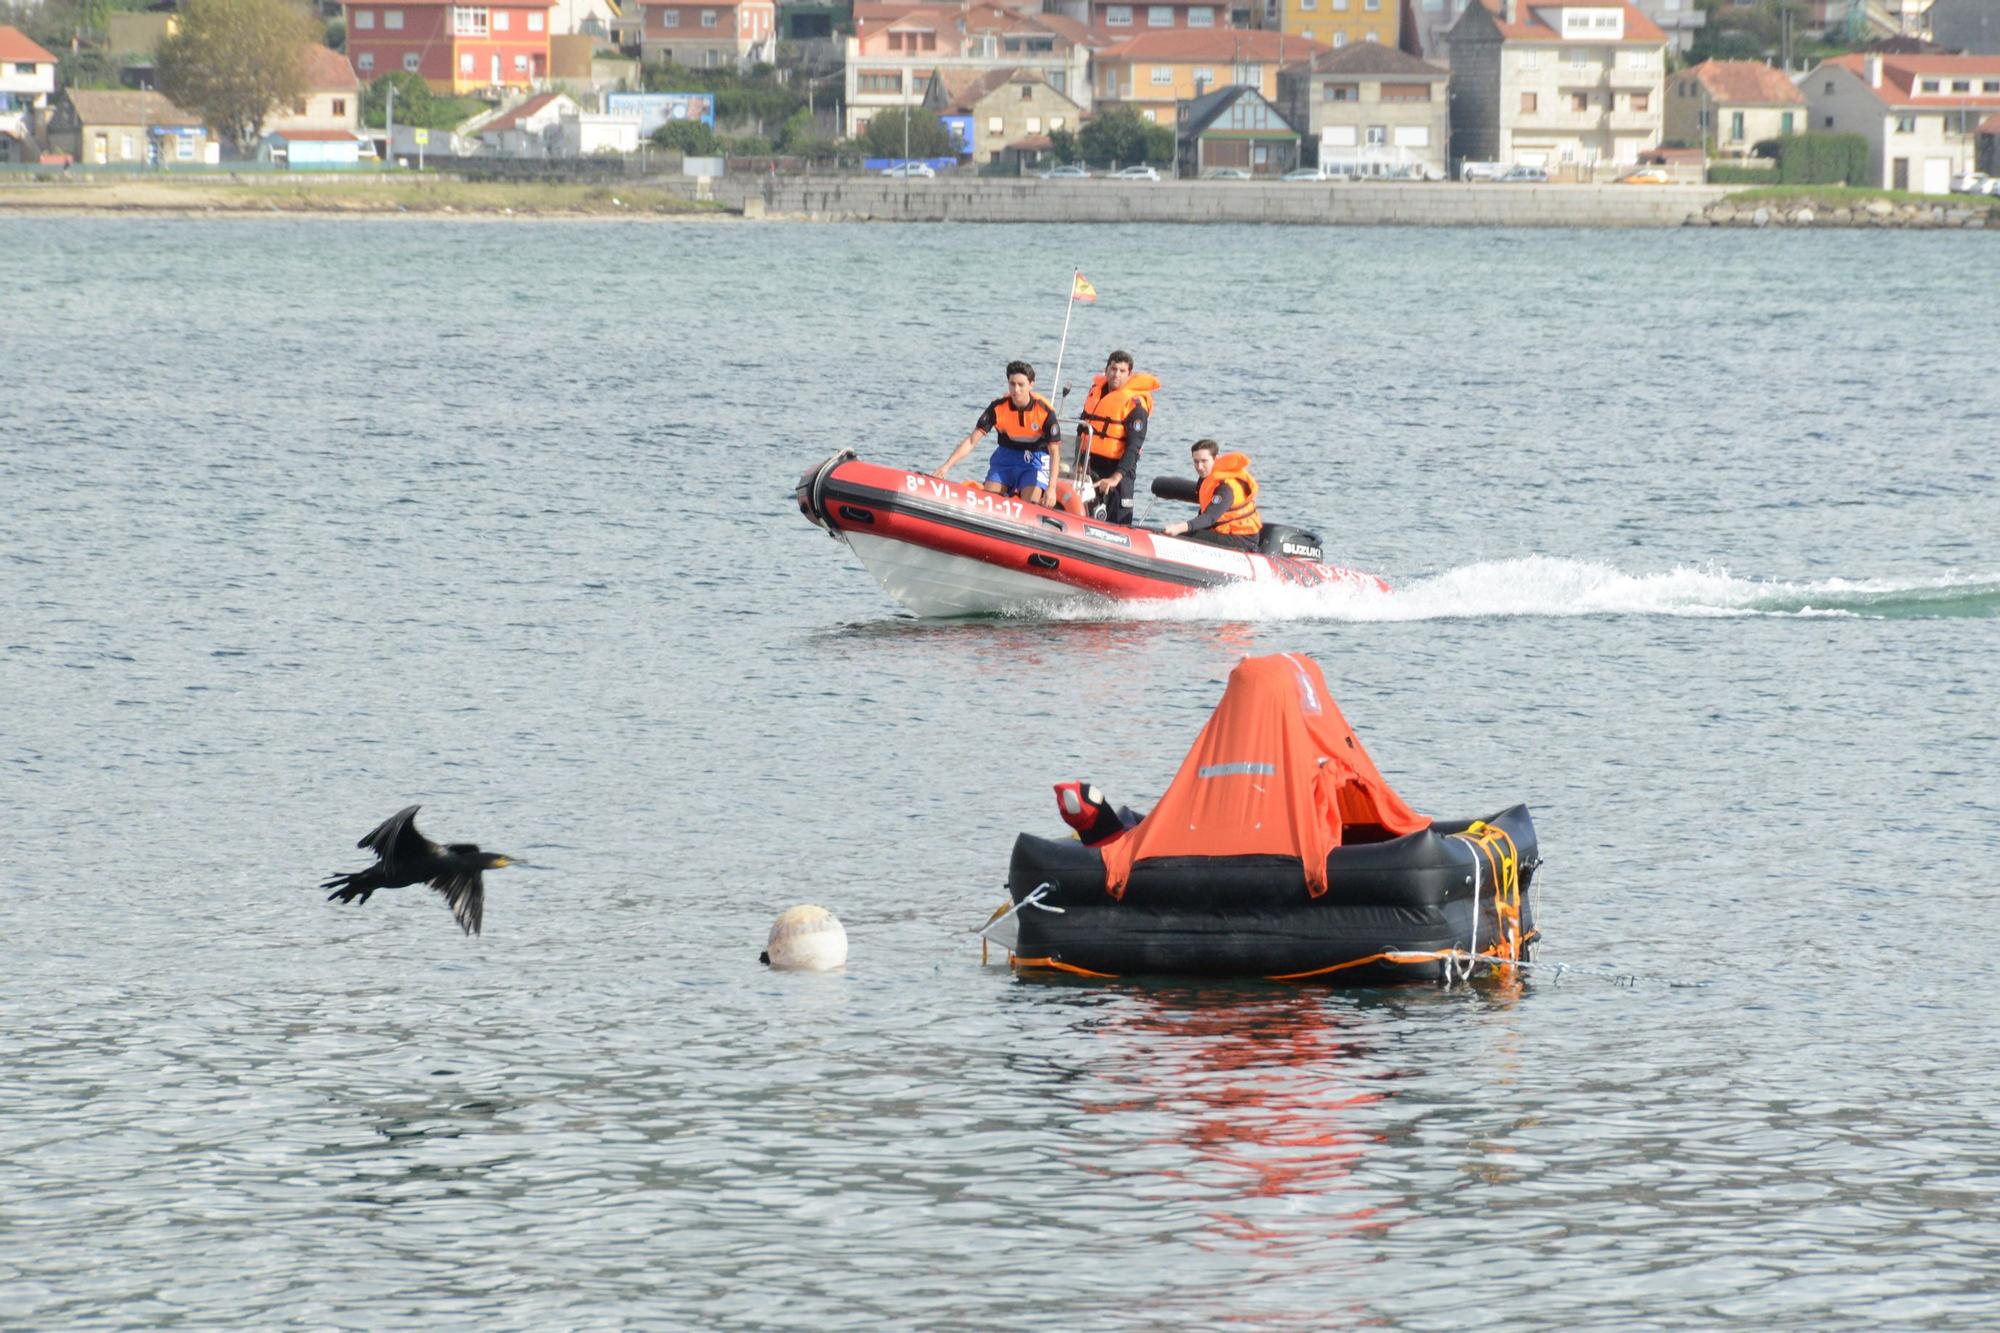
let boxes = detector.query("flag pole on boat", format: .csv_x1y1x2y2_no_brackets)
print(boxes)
1050,269,1095,499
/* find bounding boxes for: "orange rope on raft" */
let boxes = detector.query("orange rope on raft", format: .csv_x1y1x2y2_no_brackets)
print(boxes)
1006,955,1121,979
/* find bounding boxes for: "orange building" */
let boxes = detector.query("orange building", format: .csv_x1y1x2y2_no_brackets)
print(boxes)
1095,28,1332,122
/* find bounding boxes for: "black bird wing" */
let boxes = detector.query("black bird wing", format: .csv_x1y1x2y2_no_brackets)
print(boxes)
358,805,433,864
431,870,484,937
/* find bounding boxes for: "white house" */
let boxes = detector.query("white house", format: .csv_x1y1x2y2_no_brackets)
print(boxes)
1805,52,2000,192
0,25,58,162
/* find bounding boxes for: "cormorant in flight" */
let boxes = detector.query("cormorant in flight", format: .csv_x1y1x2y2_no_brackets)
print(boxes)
321,805,513,936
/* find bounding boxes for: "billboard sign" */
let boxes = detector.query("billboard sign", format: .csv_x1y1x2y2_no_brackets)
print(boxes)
607,92,718,136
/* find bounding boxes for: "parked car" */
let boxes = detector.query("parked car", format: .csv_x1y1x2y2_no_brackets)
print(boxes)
1281,166,1328,181
1616,166,1673,185
1461,160,1508,182
1202,167,1252,180
1951,170,1990,194
1108,164,1160,181
1496,164,1549,183
1036,163,1090,180
879,162,936,178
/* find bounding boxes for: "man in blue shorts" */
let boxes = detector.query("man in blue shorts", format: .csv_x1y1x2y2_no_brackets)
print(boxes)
934,360,1061,505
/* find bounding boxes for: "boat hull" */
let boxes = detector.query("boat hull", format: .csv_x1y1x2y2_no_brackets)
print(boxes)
797,450,1384,617
1003,805,1540,981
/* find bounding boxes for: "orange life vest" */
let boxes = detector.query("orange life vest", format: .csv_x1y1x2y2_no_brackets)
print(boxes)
1078,372,1160,462
988,393,1056,450
1197,454,1262,536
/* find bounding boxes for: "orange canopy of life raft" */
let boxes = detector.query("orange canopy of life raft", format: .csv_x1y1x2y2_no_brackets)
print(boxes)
1098,653,1431,900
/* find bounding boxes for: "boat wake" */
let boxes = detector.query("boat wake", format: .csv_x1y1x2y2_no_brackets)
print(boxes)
1042,557,2000,623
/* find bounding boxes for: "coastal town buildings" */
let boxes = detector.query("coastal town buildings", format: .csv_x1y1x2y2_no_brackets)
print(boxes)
1276,41,1450,175
343,0,558,93
1663,59,1804,159
1928,0,2000,54
0,26,56,163
1272,0,1399,54
1805,51,2000,190
933,66,1084,165
1076,0,1238,36
1626,0,1700,53
1175,82,1302,173
42,88,213,165
1094,27,1332,122
1446,0,1668,173
263,44,363,138
843,3,1093,138
635,0,777,67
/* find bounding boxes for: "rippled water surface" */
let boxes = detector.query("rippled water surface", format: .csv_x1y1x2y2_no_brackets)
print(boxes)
5,218,1999,1329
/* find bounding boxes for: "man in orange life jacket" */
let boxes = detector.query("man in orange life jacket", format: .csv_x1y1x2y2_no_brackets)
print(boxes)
1075,350,1157,526
934,360,1061,505
1162,439,1263,551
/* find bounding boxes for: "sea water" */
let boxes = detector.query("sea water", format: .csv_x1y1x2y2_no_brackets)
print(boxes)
3,218,1997,1329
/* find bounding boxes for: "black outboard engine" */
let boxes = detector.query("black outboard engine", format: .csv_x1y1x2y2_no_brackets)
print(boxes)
1258,525,1324,563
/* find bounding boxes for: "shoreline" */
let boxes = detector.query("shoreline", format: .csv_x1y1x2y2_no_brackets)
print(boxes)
5,174,1996,229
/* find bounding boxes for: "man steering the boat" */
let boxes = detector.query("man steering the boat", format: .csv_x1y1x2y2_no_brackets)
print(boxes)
934,360,1061,506
1162,439,1262,550
1076,350,1158,526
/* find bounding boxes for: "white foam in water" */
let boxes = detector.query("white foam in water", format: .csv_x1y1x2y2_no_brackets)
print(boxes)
1040,557,2000,624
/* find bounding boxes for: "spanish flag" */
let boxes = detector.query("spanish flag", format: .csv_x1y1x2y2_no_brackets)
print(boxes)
1072,272,1098,304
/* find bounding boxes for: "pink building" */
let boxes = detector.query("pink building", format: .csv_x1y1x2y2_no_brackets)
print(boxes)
344,0,556,94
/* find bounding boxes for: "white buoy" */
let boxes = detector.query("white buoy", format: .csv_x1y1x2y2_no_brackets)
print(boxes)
762,905,847,971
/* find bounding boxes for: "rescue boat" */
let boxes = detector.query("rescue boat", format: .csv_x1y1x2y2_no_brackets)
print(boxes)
983,653,1541,982
796,450,1387,618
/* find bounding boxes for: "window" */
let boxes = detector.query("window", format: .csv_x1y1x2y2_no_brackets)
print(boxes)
1572,91,1588,111
1521,50,1538,69
1148,4,1174,21
1151,66,1172,84
1894,114,1914,132
1365,123,1385,144
1822,114,1832,127
177,134,193,160
1951,80,1971,93
354,9,374,27
1333,30,1345,44
1328,124,1356,144
120,133,133,159
1302,0,1315,8
1143,108,1156,120
385,8,402,26
1106,4,1133,22
1730,109,1743,139
1520,90,1537,112
987,115,1003,132
293,98,308,114
1233,61,1261,84
1569,46,1587,66
1051,116,1064,129
405,52,422,70
1194,66,1213,84
1021,84,1033,99
357,52,375,70
1189,4,1214,22
1325,81,1357,100
1986,82,2000,94
1780,111,1793,134
662,8,678,23
528,11,543,28
1920,79,1940,92
333,98,347,115
1364,30,1377,39
1631,92,1647,111
1026,116,1040,132
1364,0,1379,9
1823,80,1833,93
513,53,528,70
1394,123,1428,146
1333,0,1347,9
494,9,508,28
459,51,474,71
452,6,488,35
701,9,717,26
1381,82,1428,101
858,71,900,93
1304,28,1313,38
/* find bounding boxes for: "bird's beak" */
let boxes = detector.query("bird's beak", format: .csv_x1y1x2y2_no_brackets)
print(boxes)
492,856,514,868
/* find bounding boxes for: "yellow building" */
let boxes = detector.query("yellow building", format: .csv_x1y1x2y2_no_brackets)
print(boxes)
1096,28,1332,123
1275,0,1398,52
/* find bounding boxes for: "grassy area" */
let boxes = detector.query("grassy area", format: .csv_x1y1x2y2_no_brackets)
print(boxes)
0,175,732,218
1721,183,2000,214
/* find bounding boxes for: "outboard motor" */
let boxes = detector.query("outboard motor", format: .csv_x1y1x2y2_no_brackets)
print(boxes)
1258,525,1324,563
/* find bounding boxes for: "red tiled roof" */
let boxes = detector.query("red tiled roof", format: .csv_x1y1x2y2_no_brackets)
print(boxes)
1688,59,1804,105
1472,0,1666,46
1099,28,1332,62
1285,42,1447,77
1008,132,1053,149
1821,53,2000,108
0,24,58,63
303,44,360,92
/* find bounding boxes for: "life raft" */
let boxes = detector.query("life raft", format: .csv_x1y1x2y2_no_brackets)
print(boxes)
985,653,1542,982
797,450,1385,618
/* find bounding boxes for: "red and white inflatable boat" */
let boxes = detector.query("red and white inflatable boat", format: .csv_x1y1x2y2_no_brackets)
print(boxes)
796,450,1388,617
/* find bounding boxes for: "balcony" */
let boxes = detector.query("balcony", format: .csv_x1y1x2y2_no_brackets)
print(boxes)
1607,67,1659,89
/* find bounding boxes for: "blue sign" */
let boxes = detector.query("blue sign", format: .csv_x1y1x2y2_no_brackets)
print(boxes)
940,114,974,157
606,92,717,136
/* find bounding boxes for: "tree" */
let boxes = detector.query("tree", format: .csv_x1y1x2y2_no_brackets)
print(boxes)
1047,127,1079,165
361,70,431,129
156,0,322,152
860,107,952,159
652,118,719,155
1079,105,1167,168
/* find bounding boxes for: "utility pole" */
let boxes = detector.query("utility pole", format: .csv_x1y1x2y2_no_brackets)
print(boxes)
385,82,396,170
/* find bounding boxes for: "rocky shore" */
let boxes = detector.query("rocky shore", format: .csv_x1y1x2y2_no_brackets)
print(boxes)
1694,196,1997,229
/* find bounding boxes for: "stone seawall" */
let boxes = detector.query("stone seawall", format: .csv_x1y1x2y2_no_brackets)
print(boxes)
713,176,1733,227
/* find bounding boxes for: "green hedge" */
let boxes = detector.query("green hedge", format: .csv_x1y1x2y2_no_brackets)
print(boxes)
1707,164,1775,184
1765,133,1869,185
